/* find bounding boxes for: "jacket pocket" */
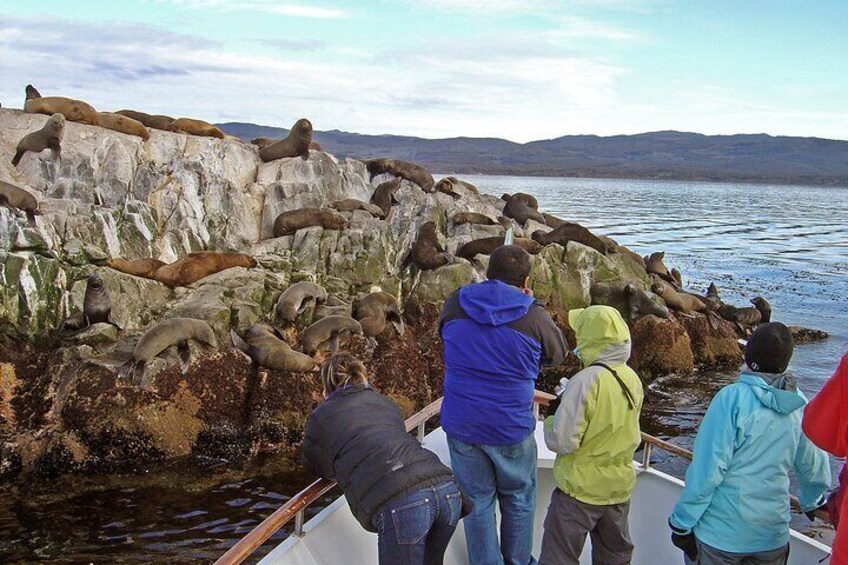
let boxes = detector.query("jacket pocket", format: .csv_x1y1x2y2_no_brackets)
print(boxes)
445,491,462,527
390,498,432,545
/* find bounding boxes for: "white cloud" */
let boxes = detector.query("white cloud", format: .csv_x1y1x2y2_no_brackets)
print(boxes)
153,0,349,19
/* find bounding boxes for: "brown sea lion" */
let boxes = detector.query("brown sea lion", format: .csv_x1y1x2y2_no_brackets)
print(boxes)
719,297,771,326
457,236,543,260
115,109,175,131
95,112,150,140
301,316,363,355
272,208,347,238
170,118,225,139
671,268,683,287
364,158,435,193
121,318,217,385
591,281,670,321
402,221,451,271
751,297,771,322
503,196,545,226
329,199,385,218
707,282,720,299
0,180,39,227
599,236,620,254
251,137,275,149
259,118,312,162
25,84,42,100
152,251,258,287
353,291,404,338
12,113,64,166
61,273,121,332
435,177,463,199
24,96,97,125
531,223,608,255
275,282,328,323
231,323,315,372
502,192,539,210
542,213,566,228
314,295,352,320
105,258,166,279
451,212,497,227
645,252,677,285
651,283,706,314
370,178,402,217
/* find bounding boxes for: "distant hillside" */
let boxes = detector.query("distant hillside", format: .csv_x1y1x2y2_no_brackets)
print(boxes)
219,123,848,186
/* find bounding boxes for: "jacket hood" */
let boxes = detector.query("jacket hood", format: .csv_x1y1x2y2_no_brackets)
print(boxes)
739,372,806,414
458,280,534,326
568,305,631,366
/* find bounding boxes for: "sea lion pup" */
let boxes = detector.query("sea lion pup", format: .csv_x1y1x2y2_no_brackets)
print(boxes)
105,258,167,279
370,178,402,217
401,221,451,271
272,207,347,238
329,198,385,218
25,84,42,100
12,113,65,166
24,96,98,126
170,118,226,139
364,158,435,193
352,291,404,338
503,195,545,226
94,112,150,140
651,283,706,314
531,223,608,255
152,251,258,287
751,297,771,323
502,192,539,210
231,323,315,372
435,177,463,199
457,236,543,260
301,315,363,355
61,273,122,333
121,318,218,384
275,281,328,323
590,281,670,321
0,180,40,227
645,252,678,285
259,118,313,162
115,110,175,131
451,212,497,227
542,212,566,228
671,267,683,287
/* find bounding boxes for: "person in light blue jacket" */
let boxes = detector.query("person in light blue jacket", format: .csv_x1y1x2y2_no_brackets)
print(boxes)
668,322,831,565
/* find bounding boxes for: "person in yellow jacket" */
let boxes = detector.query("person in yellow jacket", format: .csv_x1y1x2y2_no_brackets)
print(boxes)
540,305,644,565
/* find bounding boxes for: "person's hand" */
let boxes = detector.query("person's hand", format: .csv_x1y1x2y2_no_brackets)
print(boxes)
804,499,828,521
521,286,534,296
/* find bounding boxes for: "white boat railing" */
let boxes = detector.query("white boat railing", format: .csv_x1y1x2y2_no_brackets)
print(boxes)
214,390,830,565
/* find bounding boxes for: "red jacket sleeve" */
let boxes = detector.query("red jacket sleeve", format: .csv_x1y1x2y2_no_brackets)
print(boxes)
803,354,848,457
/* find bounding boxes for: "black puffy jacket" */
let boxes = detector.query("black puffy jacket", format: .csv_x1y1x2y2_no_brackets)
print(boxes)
301,385,455,532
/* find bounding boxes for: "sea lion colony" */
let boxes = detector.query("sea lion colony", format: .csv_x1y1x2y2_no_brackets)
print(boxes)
1,83,783,388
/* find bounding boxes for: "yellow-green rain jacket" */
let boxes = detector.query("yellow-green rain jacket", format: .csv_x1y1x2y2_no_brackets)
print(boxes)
544,305,644,505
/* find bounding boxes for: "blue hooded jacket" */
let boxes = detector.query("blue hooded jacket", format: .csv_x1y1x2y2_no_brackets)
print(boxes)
669,372,831,553
439,280,567,445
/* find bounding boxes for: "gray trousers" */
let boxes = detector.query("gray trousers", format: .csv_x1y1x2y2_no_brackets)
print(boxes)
684,540,789,565
539,488,633,565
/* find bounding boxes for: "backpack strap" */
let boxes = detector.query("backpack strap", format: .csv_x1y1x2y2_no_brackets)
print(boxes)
590,362,635,410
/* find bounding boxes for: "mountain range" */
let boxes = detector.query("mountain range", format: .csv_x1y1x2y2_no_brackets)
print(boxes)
217,122,848,186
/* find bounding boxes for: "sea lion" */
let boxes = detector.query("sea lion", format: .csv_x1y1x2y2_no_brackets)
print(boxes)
751,297,771,322
152,251,258,287
301,316,363,355
105,258,167,279
25,84,42,100
12,113,64,166
645,252,677,285
251,137,275,149
61,273,121,332
719,297,771,326
401,221,451,271
435,177,463,199
0,180,39,227
231,323,315,372
707,282,720,299
275,282,328,323
170,118,225,139
314,295,352,320
370,178,402,217
364,158,435,193
94,112,149,140
503,196,545,226
451,212,497,227
115,110,175,131
457,236,543,260
671,268,683,287
121,318,217,384
651,283,706,314
272,208,347,238
259,118,312,162
591,282,670,321
542,213,566,228
329,199,385,218
502,192,539,210
531,223,608,255
353,291,404,337
24,96,97,126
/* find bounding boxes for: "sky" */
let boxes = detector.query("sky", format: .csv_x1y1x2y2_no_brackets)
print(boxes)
1,0,846,142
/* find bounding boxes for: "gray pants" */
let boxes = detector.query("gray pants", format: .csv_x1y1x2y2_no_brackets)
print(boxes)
539,488,633,565
684,540,789,565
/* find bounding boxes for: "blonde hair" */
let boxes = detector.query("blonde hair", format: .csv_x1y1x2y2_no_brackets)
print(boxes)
320,353,368,394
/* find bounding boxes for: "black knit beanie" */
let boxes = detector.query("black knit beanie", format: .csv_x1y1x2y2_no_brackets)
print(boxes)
745,322,794,374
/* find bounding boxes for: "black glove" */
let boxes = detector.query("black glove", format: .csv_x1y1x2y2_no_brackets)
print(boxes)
546,395,562,417
669,523,698,561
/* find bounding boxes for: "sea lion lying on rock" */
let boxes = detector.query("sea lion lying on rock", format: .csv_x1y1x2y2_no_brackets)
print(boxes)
401,221,451,271
0,180,40,227
259,118,312,162
13,113,64,166
231,323,315,372
370,178,402,217
301,316,363,355
531,223,609,255
503,194,545,226
95,112,150,140
651,283,706,314
24,94,98,126
115,110,176,131
25,84,42,100
353,291,404,337
645,252,677,285
502,192,539,210
272,208,347,238
541,212,566,228
275,282,328,323
457,236,543,260
439,176,478,195
314,295,352,320
329,199,385,218
153,251,257,287
105,258,167,279
591,282,670,321
451,212,498,227
61,273,121,333
170,118,225,139
121,318,218,385
364,158,435,193
718,297,771,327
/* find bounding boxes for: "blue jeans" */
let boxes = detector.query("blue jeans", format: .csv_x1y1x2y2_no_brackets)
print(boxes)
373,480,462,565
448,433,538,565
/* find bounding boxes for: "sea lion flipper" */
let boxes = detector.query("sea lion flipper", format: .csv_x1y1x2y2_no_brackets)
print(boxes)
26,211,37,228
11,150,23,167
329,334,340,356
177,341,191,372
231,329,250,353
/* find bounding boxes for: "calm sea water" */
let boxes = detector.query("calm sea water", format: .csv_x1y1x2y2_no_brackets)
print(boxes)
1,177,845,563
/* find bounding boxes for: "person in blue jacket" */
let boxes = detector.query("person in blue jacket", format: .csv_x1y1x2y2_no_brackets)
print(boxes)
440,245,567,565
668,322,831,565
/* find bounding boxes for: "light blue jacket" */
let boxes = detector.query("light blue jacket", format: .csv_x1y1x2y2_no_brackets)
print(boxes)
669,373,831,553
